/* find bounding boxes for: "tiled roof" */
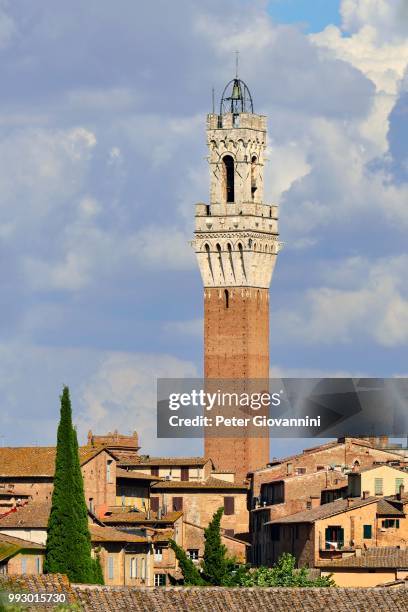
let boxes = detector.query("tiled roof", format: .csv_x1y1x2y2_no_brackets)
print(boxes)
0,502,51,528
0,446,113,477
354,464,407,474
89,525,148,544
152,476,247,490
0,576,407,610
377,499,405,516
102,509,183,525
72,585,408,611
116,468,163,481
0,574,76,606
267,497,378,524
318,547,408,569
120,456,210,467
0,533,44,562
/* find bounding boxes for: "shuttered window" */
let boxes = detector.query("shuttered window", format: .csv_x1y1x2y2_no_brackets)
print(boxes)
363,524,372,539
151,467,159,476
181,467,189,481
172,497,183,511
108,556,114,580
224,496,235,515
374,478,383,495
150,497,159,512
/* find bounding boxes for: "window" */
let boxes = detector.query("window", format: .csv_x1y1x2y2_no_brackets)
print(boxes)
21,557,27,573
154,546,163,561
222,155,235,202
224,496,235,515
363,524,372,539
306,501,312,510
151,467,159,477
296,467,306,475
325,526,344,549
395,478,404,494
224,529,234,537
181,467,189,481
130,557,137,578
108,556,114,580
224,289,229,309
150,497,159,512
106,460,113,483
172,497,183,512
287,463,293,475
35,556,42,574
317,465,325,471
140,557,146,580
382,519,400,529
187,549,199,561
251,156,257,199
89,498,94,513
375,478,383,495
154,573,166,586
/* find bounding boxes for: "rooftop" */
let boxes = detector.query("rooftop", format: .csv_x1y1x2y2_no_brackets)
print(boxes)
116,468,163,481
267,497,379,525
1,575,406,611
151,476,247,490
0,501,50,528
119,456,211,467
102,509,183,525
0,532,44,562
0,446,113,478
318,547,408,569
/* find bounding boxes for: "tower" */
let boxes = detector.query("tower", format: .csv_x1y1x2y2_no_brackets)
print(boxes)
192,77,281,482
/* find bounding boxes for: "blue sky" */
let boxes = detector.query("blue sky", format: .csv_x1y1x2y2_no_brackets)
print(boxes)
0,1,407,459
268,0,341,32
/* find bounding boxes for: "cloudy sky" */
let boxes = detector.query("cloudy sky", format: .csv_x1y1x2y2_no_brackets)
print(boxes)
0,0,407,458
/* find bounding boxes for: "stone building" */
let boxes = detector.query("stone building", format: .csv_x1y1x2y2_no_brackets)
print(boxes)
192,76,281,482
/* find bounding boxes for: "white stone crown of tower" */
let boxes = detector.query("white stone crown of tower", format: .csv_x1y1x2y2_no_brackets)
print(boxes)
192,79,281,289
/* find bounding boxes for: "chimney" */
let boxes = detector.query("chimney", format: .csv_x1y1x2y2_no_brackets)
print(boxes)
397,484,405,500
87,430,93,446
362,490,370,500
355,547,362,557
310,496,320,508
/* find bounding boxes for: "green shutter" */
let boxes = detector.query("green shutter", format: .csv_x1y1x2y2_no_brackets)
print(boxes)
363,524,372,539
338,527,344,547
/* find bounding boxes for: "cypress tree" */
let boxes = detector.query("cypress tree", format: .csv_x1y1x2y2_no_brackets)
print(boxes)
201,507,229,585
44,386,95,583
169,540,206,585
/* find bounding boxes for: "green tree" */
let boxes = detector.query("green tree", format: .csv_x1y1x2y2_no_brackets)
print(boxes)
91,553,105,585
201,507,229,585
238,553,335,587
169,540,207,585
44,386,95,583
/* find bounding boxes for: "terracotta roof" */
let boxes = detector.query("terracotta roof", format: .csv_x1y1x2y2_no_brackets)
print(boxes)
318,547,408,569
120,456,210,467
0,446,114,477
0,574,76,606
256,438,404,473
102,509,183,525
0,502,50,528
267,497,378,524
0,533,44,562
72,585,408,611
152,477,247,490
354,465,407,474
0,576,407,610
89,525,148,544
116,468,163,481
377,499,405,516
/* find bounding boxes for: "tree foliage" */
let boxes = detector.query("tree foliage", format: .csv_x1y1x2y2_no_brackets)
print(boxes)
201,507,229,585
237,553,335,587
169,540,207,585
44,386,96,583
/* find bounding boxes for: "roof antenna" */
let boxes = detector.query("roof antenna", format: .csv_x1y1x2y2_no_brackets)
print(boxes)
235,50,239,78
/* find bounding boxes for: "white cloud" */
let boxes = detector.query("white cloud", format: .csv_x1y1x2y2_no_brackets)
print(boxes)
77,351,200,454
164,318,203,337
273,254,408,348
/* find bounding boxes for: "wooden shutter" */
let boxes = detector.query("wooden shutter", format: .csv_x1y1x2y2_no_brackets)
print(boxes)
172,497,183,511
181,467,189,481
224,496,235,515
151,467,159,476
150,497,159,512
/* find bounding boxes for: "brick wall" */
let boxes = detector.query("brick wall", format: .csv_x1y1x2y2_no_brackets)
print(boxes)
204,287,270,482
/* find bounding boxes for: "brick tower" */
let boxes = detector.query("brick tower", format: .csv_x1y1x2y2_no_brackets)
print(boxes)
192,77,281,482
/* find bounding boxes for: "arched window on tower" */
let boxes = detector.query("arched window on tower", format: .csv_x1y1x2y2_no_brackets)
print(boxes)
251,156,257,200
224,289,229,309
222,155,235,203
